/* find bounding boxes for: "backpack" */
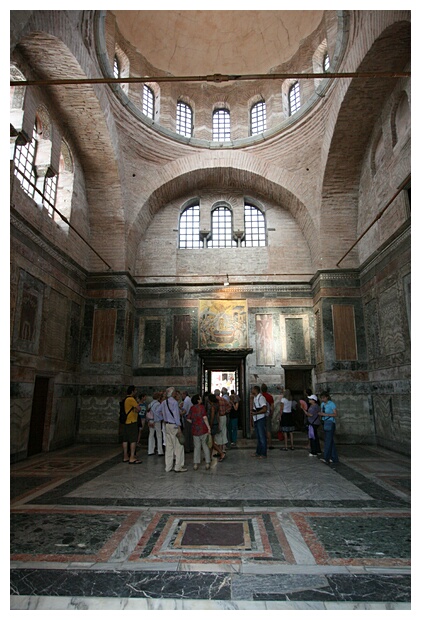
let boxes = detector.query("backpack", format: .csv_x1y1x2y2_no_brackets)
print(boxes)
119,397,134,424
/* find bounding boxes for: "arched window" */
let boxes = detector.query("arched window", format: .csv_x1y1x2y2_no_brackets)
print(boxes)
289,82,301,115
43,173,58,217
13,122,37,198
208,206,235,248
250,101,267,135
212,109,230,141
113,55,120,79
55,140,74,230
242,203,266,247
179,204,202,249
143,84,155,119
176,101,193,137
323,52,330,72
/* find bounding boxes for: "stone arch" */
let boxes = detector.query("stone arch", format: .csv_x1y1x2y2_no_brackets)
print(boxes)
391,90,410,147
319,19,410,269
127,154,320,273
14,30,126,270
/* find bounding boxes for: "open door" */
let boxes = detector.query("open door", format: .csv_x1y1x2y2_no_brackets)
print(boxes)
27,376,50,456
197,349,251,435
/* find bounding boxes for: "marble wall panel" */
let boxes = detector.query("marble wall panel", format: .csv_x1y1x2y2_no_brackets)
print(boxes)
125,310,134,366
10,397,32,456
12,270,44,355
77,396,120,443
138,316,166,367
50,397,78,449
332,305,357,361
91,308,117,363
67,301,82,365
279,314,311,364
365,299,381,361
378,284,405,357
43,289,68,360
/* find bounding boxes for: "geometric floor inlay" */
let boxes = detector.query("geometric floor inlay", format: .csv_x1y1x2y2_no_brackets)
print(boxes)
129,511,295,564
10,509,141,563
291,511,411,567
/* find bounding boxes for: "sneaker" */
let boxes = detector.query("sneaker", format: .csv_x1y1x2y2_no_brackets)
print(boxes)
308,453,317,457
319,458,328,463
175,468,188,472
193,464,198,470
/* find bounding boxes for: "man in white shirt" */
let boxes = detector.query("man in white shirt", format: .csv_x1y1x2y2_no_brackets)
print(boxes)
251,385,268,459
161,387,187,472
181,390,193,453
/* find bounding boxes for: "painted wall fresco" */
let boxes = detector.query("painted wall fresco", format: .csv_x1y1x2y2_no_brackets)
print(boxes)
172,315,192,367
255,314,275,365
12,270,44,355
199,300,247,349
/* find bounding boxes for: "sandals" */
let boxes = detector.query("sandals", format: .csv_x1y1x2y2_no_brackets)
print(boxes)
218,454,226,462
129,459,142,464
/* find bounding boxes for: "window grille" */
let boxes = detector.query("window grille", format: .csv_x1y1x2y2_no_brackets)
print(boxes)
179,204,202,248
143,85,154,119
43,174,58,217
208,206,235,247
250,101,267,135
176,101,193,137
289,82,301,115
13,127,37,198
113,56,120,79
242,204,266,246
212,109,231,141
323,53,330,72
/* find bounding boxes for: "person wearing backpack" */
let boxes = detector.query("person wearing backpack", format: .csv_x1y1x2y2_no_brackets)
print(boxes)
121,385,142,464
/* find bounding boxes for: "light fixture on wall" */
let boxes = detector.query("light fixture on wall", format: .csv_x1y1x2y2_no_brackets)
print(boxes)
224,274,230,286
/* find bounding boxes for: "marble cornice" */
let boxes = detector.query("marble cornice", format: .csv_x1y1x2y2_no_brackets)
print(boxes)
135,283,313,297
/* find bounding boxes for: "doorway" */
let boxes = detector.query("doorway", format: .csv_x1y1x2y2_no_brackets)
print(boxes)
283,366,313,431
198,350,251,435
27,376,50,456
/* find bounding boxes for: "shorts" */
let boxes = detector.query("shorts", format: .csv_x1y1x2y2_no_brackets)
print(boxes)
122,422,138,443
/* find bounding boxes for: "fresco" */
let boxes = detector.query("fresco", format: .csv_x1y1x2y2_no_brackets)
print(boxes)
172,315,192,367
199,300,247,349
255,314,275,365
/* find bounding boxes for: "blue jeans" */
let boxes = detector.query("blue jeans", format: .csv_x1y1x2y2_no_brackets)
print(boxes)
228,418,238,444
254,416,267,456
323,425,338,462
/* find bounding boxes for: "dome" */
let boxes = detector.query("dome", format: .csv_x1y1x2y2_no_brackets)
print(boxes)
110,10,326,76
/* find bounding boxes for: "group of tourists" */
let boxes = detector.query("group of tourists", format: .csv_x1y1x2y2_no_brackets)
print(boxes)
252,385,339,464
119,385,240,472
119,383,339,470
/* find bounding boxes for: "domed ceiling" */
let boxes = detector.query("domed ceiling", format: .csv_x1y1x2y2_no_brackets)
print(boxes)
110,10,325,76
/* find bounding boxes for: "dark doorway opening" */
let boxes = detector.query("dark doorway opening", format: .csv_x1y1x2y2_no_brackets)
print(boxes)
197,348,252,435
284,366,313,432
27,376,50,456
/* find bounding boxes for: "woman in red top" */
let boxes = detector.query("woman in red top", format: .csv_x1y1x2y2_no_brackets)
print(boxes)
186,394,211,470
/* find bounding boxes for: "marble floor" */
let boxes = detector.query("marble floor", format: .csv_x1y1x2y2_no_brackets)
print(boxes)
10,435,411,610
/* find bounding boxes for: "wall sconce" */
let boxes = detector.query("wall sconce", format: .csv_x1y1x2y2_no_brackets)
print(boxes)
224,274,230,287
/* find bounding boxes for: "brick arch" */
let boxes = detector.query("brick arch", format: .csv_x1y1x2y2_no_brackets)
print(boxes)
319,19,410,269
127,153,320,272
15,30,126,270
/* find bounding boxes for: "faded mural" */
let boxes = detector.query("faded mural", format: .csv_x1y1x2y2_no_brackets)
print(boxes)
199,300,247,349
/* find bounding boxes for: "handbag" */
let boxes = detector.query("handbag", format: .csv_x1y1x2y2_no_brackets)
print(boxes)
207,433,213,449
308,424,315,439
176,429,185,445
